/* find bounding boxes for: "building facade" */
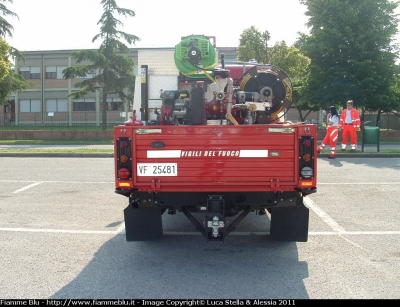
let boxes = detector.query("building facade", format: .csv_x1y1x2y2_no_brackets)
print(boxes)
1,46,238,127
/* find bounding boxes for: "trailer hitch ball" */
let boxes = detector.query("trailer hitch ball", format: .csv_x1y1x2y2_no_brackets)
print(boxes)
208,216,225,237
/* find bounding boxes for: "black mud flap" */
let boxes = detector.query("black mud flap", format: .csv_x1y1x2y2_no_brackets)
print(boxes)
270,205,309,242
124,205,163,241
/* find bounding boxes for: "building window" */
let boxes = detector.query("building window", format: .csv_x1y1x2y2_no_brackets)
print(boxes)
101,97,124,111
20,99,41,112
73,98,95,111
46,66,67,79
46,99,68,112
75,70,95,79
19,67,41,79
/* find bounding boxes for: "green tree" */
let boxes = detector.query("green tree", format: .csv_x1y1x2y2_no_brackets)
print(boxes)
269,41,310,79
387,64,400,118
237,27,314,121
237,26,270,63
63,0,140,130
298,0,400,124
0,38,9,81
0,0,32,104
0,0,17,38
269,41,313,121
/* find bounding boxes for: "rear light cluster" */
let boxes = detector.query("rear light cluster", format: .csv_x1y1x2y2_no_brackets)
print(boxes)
117,138,132,180
299,136,314,179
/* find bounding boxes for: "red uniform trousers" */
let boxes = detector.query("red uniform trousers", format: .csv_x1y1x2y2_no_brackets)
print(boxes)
319,126,338,157
341,124,357,150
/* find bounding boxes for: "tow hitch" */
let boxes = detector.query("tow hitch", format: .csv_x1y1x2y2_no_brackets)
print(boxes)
204,195,226,241
207,216,225,238
181,195,251,242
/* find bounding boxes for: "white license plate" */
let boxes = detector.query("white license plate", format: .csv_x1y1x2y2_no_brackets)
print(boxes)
137,163,178,176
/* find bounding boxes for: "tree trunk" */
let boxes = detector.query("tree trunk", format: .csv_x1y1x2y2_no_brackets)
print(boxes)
102,91,107,131
297,109,304,122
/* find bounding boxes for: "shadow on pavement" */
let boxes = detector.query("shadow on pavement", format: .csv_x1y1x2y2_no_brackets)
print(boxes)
50,235,309,299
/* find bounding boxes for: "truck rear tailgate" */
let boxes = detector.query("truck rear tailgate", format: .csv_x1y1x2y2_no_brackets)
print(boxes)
128,125,305,192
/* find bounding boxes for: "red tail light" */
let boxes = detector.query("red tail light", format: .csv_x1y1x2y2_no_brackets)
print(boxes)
303,139,311,147
118,168,130,179
117,138,132,180
299,136,314,179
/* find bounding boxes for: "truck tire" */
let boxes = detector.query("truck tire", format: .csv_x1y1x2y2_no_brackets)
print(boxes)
123,205,163,241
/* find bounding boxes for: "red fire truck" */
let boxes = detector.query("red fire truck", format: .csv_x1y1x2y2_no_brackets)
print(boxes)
114,35,317,242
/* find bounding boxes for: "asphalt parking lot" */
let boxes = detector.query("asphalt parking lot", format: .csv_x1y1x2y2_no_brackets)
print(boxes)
0,156,399,299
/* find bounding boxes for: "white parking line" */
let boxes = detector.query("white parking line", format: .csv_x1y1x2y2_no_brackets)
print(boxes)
304,197,379,250
13,182,43,194
303,197,346,233
1,181,399,238
1,180,113,184
0,227,399,236
0,227,117,234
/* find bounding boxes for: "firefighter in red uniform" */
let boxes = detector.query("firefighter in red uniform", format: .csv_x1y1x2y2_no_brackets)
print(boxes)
339,100,360,151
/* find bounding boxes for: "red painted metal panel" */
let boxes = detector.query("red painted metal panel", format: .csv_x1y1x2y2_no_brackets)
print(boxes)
113,123,317,192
